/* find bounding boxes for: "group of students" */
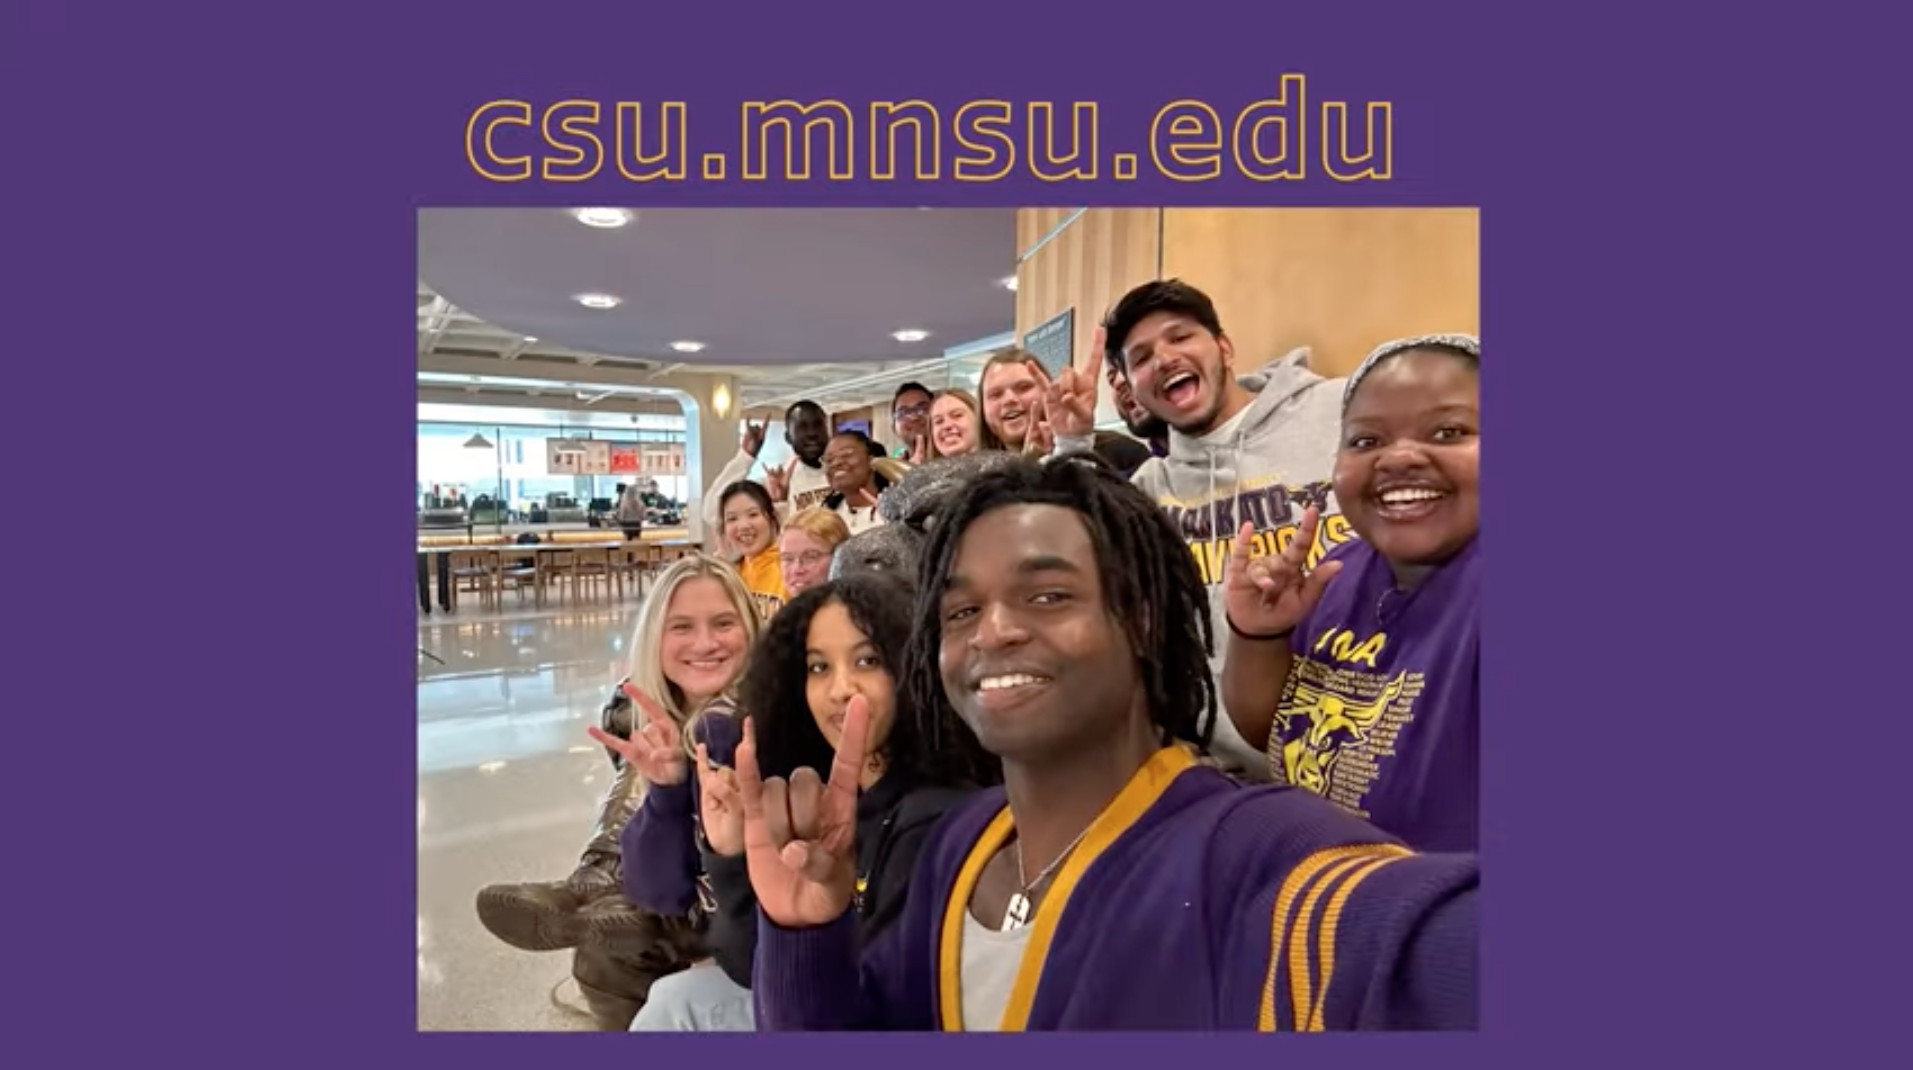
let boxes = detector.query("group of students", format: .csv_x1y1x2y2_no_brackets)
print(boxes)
471,278,1482,1031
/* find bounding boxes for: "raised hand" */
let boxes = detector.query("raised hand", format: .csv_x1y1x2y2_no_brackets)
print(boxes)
586,683,690,786
1022,414,1055,457
1221,508,1345,640
736,694,869,927
765,461,791,504
695,742,745,857
742,419,768,458
907,434,929,465
1043,326,1106,439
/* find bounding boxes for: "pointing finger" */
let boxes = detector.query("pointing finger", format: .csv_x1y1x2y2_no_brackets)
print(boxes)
826,693,871,802
1226,521,1256,584
1284,506,1320,567
737,717,767,822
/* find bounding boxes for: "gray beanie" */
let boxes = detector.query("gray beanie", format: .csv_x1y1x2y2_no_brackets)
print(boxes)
1343,333,1480,413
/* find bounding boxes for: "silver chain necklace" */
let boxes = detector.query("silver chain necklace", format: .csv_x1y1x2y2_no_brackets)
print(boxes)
1000,824,1094,931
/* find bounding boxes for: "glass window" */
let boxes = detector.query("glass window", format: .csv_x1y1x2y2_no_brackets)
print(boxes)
418,408,690,532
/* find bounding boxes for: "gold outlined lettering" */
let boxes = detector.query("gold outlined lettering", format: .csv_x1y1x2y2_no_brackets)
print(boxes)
1322,100,1393,181
466,100,533,182
541,100,602,182
871,101,940,180
741,100,856,180
1151,101,1224,181
615,102,687,182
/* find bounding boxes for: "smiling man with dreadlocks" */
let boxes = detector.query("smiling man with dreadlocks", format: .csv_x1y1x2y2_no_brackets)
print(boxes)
733,455,1476,1031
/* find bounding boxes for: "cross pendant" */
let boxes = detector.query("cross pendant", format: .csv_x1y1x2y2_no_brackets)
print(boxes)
1001,892,1032,931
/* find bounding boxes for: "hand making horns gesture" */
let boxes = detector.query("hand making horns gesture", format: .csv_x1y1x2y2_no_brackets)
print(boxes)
586,683,690,786
741,419,768,458
1221,507,1345,640
735,693,871,927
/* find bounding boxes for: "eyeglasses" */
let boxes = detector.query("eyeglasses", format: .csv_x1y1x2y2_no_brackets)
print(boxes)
894,402,930,419
779,551,831,568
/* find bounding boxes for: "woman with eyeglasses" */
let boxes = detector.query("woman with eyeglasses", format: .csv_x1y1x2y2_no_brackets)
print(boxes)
777,507,853,598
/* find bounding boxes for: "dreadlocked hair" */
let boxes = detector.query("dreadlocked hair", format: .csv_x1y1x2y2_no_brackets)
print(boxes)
739,570,999,790
899,453,1217,757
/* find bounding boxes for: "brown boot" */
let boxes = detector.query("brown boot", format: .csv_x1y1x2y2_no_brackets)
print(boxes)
475,749,645,952
572,939,654,1030
475,862,620,952
569,901,708,1031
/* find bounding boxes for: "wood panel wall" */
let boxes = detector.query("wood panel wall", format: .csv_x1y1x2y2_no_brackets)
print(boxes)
1013,208,1162,424
1158,208,1479,378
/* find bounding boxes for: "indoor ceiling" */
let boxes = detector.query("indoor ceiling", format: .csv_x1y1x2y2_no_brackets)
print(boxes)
417,207,1020,412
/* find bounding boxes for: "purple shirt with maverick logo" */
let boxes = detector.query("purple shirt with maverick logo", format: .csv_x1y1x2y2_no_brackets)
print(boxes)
1268,536,1479,851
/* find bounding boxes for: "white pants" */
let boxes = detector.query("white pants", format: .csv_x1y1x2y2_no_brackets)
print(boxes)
629,960,754,1032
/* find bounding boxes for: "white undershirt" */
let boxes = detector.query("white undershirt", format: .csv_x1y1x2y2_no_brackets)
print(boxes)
834,500,885,536
959,909,1032,1031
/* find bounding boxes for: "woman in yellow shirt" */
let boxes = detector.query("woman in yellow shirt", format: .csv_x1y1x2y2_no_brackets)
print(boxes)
716,480,788,620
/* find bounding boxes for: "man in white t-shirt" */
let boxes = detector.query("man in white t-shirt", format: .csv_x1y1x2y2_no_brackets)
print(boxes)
701,400,834,536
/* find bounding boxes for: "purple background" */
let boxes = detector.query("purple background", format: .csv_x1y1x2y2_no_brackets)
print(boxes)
8,0,1901,1061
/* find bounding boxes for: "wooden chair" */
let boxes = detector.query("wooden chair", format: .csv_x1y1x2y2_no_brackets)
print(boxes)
495,547,540,604
447,549,497,610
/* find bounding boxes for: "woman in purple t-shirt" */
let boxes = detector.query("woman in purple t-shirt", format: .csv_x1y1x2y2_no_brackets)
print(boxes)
1220,334,1479,851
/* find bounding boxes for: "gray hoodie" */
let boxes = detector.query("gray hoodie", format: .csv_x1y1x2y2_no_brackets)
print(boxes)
1062,348,1358,777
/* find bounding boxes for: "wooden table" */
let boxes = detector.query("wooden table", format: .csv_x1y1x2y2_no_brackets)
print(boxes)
416,537,698,612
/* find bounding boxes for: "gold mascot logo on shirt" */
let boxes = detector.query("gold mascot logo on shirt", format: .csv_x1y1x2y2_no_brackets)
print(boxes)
1269,627,1426,819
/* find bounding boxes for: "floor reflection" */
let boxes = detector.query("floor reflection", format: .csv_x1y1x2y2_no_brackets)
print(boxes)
416,597,643,1031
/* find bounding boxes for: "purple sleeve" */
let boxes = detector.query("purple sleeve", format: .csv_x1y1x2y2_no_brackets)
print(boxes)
1353,857,1476,1030
751,903,934,1031
617,705,746,915
619,779,700,915
1213,787,1478,1030
751,804,947,1031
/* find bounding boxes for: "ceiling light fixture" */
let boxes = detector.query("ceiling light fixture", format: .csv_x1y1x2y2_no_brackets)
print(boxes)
670,340,706,353
1000,276,1019,291
523,335,538,343
573,208,634,228
892,329,930,343
574,293,622,309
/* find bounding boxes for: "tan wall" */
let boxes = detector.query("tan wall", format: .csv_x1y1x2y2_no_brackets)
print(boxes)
1012,208,1479,416
1159,207,1479,378
1014,208,1163,424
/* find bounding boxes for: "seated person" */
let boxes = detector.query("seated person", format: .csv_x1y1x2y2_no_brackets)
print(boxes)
638,571,993,1030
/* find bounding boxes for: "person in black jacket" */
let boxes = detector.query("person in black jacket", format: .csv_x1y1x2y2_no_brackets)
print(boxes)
627,570,998,1030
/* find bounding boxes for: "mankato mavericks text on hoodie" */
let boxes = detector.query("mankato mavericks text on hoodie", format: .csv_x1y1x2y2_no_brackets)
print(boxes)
1076,349,1356,777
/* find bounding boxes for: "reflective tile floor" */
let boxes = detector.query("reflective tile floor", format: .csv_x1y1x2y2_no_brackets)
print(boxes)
417,595,643,1032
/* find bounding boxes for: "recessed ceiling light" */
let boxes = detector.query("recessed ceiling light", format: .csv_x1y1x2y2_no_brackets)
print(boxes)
575,293,622,309
670,340,706,353
523,335,538,343
573,208,634,228
892,329,930,343
1000,276,1019,291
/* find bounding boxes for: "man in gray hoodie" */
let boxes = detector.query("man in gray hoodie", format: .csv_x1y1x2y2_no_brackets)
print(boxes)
1049,279,1355,778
